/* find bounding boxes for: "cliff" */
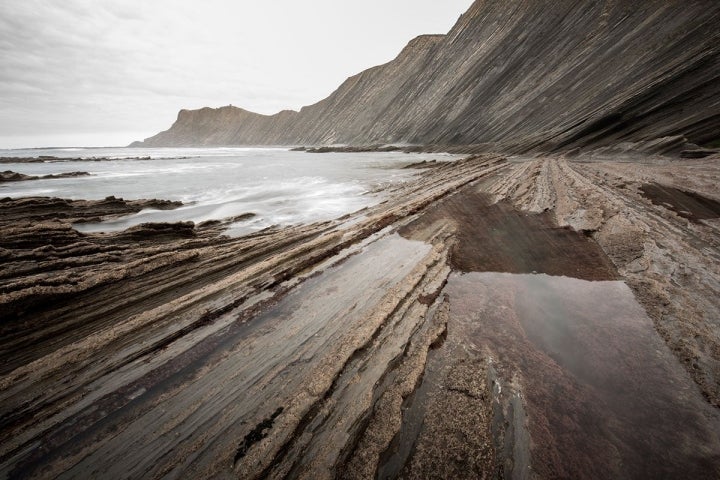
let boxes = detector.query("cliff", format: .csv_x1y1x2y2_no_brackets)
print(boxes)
132,1,720,153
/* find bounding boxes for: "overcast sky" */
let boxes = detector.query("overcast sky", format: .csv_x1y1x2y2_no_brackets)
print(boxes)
0,0,474,148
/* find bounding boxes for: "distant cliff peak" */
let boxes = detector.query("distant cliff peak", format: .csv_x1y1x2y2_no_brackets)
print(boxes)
133,1,720,154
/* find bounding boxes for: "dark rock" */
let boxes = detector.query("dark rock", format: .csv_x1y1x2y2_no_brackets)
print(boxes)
0,171,35,182
403,160,440,169
0,196,183,226
132,2,720,155
0,156,158,164
680,148,719,159
42,171,90,179
0,171,91,183
304,145,402,153
119,222,196,241
640,183,720,222
228,213,256,223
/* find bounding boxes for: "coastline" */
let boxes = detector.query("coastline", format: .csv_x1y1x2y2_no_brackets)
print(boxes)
1,152,720,478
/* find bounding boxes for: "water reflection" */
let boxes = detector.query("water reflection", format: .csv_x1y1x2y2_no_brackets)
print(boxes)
444,272,720,479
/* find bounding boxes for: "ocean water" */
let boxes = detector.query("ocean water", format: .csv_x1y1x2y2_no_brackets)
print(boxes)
0,147,457,235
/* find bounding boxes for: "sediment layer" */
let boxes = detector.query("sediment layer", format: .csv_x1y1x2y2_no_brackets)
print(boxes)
1,153,719,478
133,1,720,152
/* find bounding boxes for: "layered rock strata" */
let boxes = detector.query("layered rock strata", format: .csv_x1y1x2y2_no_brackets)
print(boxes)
2,154,719,478
133,1,720,153
0,171,90,183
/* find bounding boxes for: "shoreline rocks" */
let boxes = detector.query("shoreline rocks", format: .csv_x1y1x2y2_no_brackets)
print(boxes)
0,156,158,163
1,170,90,183
1,154,720,479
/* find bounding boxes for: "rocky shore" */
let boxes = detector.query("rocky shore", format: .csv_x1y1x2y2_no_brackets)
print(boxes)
0,156,156,163
1,152,719,478
1,170,90,183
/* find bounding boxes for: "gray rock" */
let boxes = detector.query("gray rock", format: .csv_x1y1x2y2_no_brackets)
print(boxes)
132,1,720,154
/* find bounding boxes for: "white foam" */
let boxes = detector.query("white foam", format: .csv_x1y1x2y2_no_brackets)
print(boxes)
2,147,461,233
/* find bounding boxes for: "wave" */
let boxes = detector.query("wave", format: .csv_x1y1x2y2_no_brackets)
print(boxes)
4,149,450,236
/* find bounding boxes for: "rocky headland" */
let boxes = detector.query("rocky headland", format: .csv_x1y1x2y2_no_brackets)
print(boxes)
3,0,720,478
132,1,719,154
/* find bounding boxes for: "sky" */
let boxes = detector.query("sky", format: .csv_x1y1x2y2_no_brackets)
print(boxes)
0,0,475,148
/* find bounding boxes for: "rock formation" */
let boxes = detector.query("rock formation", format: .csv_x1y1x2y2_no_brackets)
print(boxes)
4,1,720,478
132,1,720,153
3,155,720,478
0,170,90,183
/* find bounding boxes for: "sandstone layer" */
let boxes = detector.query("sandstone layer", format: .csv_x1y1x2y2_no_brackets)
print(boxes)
1,154,719,478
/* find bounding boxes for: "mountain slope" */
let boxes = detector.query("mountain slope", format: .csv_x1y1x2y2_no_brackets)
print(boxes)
133,0,720,152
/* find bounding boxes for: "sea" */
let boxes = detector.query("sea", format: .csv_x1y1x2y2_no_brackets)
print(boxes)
0,147,457,236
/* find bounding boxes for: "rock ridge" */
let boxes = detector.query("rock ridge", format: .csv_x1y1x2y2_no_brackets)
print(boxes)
132,1,720,153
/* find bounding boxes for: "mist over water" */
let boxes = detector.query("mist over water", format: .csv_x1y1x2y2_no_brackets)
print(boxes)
0,147,457,235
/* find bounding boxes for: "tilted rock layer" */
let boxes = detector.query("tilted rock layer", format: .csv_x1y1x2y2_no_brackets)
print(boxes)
133,0,720,152
3,155,720,478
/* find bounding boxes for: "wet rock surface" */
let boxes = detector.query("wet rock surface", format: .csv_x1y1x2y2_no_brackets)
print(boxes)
400,189,617,280
640,183,720,222
1,154,719,478
0,156,156,163
0,170,90,183
0,195,181,226
440,272,720,479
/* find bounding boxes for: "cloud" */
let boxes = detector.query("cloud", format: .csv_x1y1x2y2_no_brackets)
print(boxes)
0,0,474,147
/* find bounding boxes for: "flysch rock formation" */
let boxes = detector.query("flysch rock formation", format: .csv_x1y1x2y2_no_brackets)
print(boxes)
132,1,720,154
4,1,720,478
2,155,720,478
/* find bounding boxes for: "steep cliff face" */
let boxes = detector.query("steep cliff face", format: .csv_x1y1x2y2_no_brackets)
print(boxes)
133,0,720,152
136,107,296,146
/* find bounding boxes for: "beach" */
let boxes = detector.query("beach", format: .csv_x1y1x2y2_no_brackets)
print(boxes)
1,151,719,478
